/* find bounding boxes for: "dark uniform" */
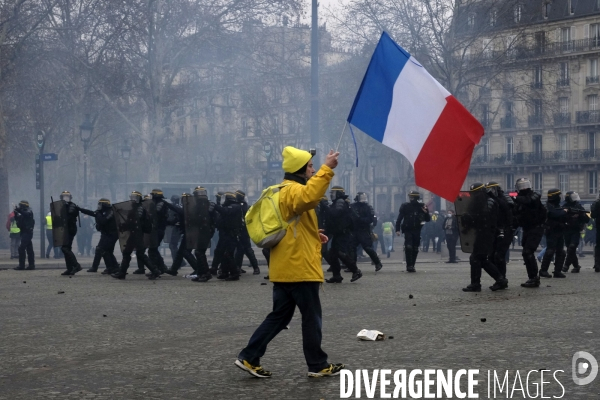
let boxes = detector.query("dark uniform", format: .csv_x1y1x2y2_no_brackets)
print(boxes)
539,189,567,278
396,191,430,272
111,191,161,280
234,190,260,275
144,189,169,274
513,178,546,288
351,192,383,272
13,200,35,270
209,192,226,275
486,182,514,278
165,194,199,276
561,191,590,273
59,191,82,276
461,183,508,292
214,192,243,281
325,186,362,283
79,199,119,274
167,195,186,266
591,195,600,272
443,211,459,263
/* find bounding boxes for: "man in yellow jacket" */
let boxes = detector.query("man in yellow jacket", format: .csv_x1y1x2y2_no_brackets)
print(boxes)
235,146,345,378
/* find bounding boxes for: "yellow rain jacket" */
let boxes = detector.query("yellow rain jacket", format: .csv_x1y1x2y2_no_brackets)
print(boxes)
269,164,334,282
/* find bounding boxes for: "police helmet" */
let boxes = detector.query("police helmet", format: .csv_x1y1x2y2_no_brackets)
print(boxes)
408,190,421,200
547,188,561,203
565,191,580,202
469,182,486,192
194,186,208,198
224,192,237,203
60,191,72,202
515,178,532,191
235,190,246,203
151,188,164,199
355,192,368,203
18,200,29,208
130,190,143,203
97,198,111,210
485,181,501,197
330,186,346,201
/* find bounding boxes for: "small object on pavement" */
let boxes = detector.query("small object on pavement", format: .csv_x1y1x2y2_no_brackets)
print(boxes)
357,329,386,341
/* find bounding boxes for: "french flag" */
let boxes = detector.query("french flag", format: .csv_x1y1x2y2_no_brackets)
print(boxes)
347,32,484,201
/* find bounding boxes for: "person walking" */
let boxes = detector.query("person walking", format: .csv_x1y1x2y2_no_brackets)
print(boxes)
235,147,345,378
443,210,459,263
13,200,35,271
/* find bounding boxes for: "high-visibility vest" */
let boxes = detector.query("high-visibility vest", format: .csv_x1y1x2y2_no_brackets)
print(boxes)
10,220,19,234
46,215,53,230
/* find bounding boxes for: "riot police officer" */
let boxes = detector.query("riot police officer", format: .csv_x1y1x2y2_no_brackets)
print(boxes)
79,199,119,274
234,190,260,275
591,193,600,272
214,192,243,281
166,194,185,265
461,183,508,292
59,191,82,276
561,191,589,273
539,189,567,278
486,182,514,278
186,186,215,283
144,188,169,274
164,193,199,276
209,191,226,275
13,200,35,271
351,192,383,272
111,191,161,280
396,191,430,272
325,186,362,283
513,178,546,288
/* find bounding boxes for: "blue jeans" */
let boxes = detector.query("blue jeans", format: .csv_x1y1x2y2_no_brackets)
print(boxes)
238,282,329,372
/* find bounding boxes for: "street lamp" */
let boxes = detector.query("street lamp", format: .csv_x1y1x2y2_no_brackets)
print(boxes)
344,160,353,191
369,151,378,209
79,114,94,205
264,142,272,186
36,131,45,258
121,140,131,198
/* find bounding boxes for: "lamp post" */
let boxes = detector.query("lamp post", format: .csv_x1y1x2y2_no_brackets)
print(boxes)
264,142,272,186
79,114,94,206
36,131,45,257
369,152,377,209
344,160,353,192
121,141,131,198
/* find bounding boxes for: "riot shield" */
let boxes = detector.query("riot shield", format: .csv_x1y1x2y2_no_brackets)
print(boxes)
454,191,486,253
113,201,136,252
50,200,69,247
163,225,173,244
142,199,158,248
183,195,212,250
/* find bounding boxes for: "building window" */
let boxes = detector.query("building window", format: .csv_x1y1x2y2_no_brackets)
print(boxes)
589,132,596,156
490,10,497,26
559,134,568,160
589,171,598,194
589,59,599,84
193,124,198,136
559,97,570,113
561,27,573,51
559,173,570,193
533,135,543,155
481,103,490,126
506,173,515,191
533,99,543,116
506,137,514,160
567,0,574,14
468,13,475,29
533,65,543,88
533,173,543,192
544,2,551,18
482,137,489,160
482,38,493,58
514,4,523,23
589,95,599,111
506,35,517,57
591,24,600,47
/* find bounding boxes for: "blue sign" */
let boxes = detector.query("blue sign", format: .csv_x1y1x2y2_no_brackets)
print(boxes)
42,153,58,161
268,161,282,170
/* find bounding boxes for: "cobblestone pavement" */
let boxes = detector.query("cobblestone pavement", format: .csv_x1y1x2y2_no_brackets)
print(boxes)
1,251,599,399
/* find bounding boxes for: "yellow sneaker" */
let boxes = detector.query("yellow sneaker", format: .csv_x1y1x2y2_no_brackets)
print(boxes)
307,363,346,378
234,359,272,378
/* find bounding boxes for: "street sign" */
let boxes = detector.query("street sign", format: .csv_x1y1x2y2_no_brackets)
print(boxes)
42,153,58,161
268,161,282,170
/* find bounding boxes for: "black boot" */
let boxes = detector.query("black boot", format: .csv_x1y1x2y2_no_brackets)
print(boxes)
253,267,260,275
404,248,412,272
490,276,508,291
462,284,481,292
25,265,35,270
111,271,127,279
350,269,363,282
326,275,343,283
132,268,145,274
571,265,581,273
13,266,25,271
375,263,383,272
71,264,82,275
520,277,540,288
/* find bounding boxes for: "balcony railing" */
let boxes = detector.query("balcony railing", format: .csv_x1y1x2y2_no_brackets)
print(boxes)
554,112,571,126
528,115,544,127
586,76,600,85
556,78,570,87
472,149,600,166
576,111,600,124
500,116,517,129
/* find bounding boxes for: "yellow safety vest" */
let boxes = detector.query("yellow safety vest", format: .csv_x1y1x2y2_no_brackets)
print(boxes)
46,215,53,230
10,220,20,234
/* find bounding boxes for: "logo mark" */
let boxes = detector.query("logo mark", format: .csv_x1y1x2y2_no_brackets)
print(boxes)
572,351,598,386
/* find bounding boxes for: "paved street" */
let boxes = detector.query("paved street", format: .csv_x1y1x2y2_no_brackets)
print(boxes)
1,248,599,399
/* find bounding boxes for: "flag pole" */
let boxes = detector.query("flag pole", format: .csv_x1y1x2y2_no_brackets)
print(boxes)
335,121,349,152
